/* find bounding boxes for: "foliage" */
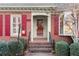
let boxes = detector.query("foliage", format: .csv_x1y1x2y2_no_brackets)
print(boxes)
70,43,79,56
8,40,24,56
0,40,9,56
55,41,69,56
19,38,27,51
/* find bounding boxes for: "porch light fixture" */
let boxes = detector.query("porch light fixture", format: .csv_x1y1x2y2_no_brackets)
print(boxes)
22,30,25,34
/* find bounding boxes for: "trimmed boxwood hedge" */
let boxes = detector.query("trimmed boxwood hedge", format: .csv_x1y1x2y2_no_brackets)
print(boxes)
0,38,27,56
8,40,24,56
16,40,24,55
0,40,10,56
19,38,27,51
70,43,79,56
55,41,69,56
8,40,17,55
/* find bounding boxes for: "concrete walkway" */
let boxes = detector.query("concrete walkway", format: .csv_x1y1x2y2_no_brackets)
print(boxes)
25,51,55,56
27,53,53,56
30,53,52,56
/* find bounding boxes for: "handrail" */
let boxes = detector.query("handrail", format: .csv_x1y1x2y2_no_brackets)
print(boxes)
27,31,31,50
49,32,52,45
49,32,55,51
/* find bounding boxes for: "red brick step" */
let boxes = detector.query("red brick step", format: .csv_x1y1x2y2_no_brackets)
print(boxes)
28,38,53,55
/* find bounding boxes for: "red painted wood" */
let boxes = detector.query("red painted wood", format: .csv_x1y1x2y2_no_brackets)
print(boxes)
53,15,59,35
0,15,3,36
5,15,10,36
22,15,27,36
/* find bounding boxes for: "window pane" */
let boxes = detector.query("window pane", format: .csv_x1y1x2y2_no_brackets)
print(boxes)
13,17,16,23
13,24,16,27
18,17,21,24
13,28,16,33
59,12,74,36
64,12,73,35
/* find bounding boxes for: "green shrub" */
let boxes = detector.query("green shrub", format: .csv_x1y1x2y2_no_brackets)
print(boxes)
8,40,24,56
55,41,69,56
70,43,79,56
16,41,24,55
0,40,9,56
8,40,18,55
19,38,27,51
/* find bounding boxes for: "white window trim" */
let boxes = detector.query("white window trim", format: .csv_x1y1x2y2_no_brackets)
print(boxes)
10,14,22,37
59,12,74,36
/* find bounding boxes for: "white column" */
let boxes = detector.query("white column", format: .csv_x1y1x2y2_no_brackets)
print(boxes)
47,13,51,42
31,14,33,42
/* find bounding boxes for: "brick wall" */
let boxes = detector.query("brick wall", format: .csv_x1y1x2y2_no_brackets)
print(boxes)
51,14,73,44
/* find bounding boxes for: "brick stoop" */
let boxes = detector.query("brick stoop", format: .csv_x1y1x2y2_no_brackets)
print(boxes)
25,38,54,56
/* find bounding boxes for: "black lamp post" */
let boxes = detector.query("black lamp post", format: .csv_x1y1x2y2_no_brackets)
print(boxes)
17,23,21,42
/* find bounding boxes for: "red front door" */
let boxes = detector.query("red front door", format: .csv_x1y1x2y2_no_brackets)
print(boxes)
37,19,44,36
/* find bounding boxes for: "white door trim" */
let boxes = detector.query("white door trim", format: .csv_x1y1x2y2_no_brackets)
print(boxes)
31,12,51,42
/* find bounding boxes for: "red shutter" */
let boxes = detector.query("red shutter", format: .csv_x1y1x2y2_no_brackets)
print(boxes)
53,15,59,35
5,15,10,36
22,15,27,36
0,15,3,36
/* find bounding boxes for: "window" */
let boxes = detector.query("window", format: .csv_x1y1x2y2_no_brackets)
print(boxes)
59,12,75,36
11,15,21,36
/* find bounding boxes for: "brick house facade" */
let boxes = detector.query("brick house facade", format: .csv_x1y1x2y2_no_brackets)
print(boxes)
0,3,77,44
